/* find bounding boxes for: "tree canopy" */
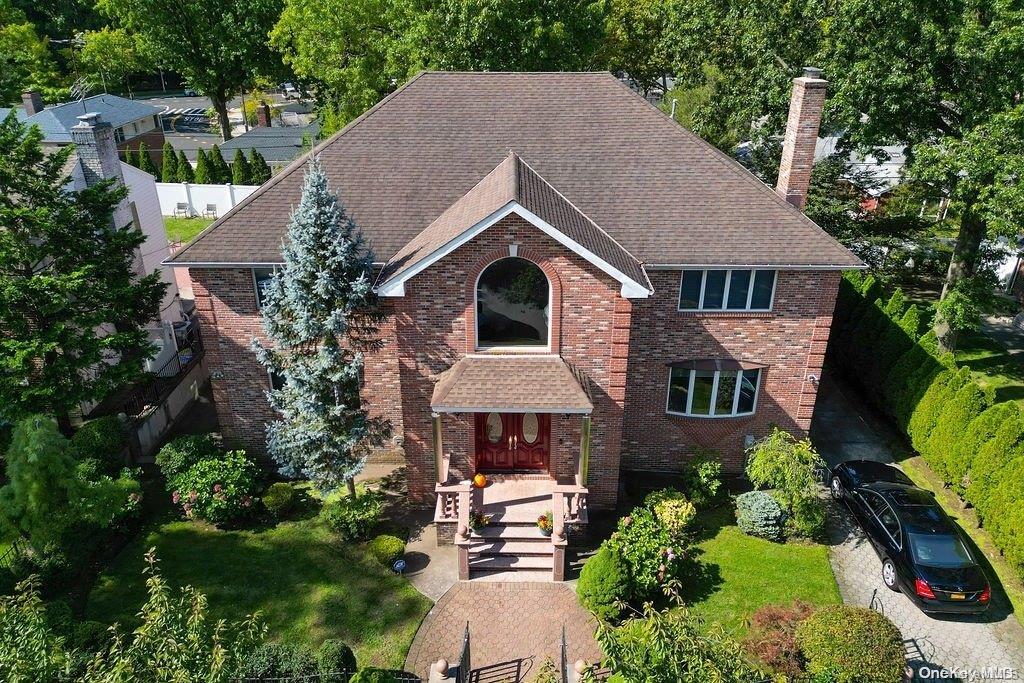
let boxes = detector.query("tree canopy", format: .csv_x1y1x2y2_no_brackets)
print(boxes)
0,113,166,425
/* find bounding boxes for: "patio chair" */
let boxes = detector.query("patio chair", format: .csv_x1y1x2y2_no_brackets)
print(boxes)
202,203,218,219
173,202,190,218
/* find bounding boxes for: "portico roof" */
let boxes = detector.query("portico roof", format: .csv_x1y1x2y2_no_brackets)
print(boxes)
430,355,593,414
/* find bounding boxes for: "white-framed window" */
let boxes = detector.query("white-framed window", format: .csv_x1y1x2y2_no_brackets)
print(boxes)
666,364,762,417
252,267,277,308
114,127,125,143
678,269,776,311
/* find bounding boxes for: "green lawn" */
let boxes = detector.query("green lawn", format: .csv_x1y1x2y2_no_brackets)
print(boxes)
164,217,214,244
679,505,841,636
85,514,432,668
955,328,1024,403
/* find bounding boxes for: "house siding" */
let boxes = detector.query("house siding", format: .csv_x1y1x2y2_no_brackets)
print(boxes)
620,269,840,473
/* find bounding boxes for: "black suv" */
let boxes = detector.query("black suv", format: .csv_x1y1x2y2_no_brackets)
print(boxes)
830,460,990,615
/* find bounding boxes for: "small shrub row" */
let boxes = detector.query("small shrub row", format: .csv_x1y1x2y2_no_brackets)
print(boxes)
833,272,1024,579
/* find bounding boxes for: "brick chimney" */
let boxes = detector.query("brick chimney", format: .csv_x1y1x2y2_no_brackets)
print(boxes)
256,102,272,128
71,113,134,232
775,67,827,210
21,90,44,116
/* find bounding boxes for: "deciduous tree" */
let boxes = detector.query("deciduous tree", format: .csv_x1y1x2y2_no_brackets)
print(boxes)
0,113,166,426
0,1,63,105
252,158,389,495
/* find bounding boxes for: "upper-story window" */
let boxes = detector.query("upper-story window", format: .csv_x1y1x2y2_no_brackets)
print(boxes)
476,257,549,349
678,269,776,311
666,360,763,417
114,127,125,143
253,267,276,308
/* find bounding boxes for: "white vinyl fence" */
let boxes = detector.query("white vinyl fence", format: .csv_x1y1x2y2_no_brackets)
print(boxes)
156,182,259,219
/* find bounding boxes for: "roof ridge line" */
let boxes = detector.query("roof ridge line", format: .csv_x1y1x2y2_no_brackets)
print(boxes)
171,72,431,263
514,152,653,291
602,73,858,262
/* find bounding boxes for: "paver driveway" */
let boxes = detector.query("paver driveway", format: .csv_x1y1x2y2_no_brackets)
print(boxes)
404,581,602,681
813,377,1024,679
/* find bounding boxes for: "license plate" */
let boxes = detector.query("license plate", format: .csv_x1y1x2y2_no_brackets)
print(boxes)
950,592,966,600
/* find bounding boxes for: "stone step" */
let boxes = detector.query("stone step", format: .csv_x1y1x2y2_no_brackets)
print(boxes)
467,554,554,571
474,525,551,540
482,509,551,524
469,539,554,556
467,569,553,582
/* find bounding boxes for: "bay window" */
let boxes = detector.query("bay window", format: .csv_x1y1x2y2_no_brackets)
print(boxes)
678,269,776,311
666,360,763,417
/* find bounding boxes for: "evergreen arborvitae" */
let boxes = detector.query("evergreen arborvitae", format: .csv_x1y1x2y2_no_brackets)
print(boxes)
161,142,178,182
231,149,251,185
0,114,167,425
208,145,229,184
123,146,137,167
249,149,271,184
252,158,389,495
137,142,158,176
176,151,194,183
194,149,210,184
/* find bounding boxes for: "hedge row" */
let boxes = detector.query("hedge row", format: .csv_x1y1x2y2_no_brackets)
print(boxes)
832,272,1024,580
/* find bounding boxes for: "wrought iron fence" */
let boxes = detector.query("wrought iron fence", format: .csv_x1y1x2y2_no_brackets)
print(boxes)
0,538,23,570
121,326,204,417
231,672,420,682
456,621,471,683
561,625,570,683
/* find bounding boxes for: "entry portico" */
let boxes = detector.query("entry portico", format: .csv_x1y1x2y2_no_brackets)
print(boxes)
430,355,593,580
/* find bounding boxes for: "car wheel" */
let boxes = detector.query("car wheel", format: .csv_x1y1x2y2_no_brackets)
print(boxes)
830,476,844,500
882,559,899,591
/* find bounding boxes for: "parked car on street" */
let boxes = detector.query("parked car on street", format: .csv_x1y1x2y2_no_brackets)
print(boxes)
831,460,991,615
281,82,301,100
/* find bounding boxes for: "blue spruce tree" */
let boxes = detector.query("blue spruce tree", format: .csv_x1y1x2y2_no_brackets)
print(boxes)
252,158,388,495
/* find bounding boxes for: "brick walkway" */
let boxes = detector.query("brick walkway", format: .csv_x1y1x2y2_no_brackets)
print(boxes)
404,582,602,681
813,377,1024,679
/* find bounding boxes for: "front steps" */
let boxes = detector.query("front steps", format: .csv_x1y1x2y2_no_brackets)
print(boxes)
468,519,554,580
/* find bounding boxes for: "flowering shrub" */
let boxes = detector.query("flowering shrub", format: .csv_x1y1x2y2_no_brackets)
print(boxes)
607,506,684,599
644,489,696,540
156,434,220,489
172,451,259,526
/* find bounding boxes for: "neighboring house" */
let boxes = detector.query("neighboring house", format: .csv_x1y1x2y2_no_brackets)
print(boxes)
814,134,909,212
219,122,320,172
2,91,165,163
167,70,861,580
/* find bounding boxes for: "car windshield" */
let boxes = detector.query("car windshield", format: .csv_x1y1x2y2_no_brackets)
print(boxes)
908,532,972,568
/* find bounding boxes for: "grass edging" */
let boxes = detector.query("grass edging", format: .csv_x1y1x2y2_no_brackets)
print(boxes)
901,456,1024,623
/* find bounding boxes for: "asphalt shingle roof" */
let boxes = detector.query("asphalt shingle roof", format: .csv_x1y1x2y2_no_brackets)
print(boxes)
431,355,593,413
219,123,320,163
379,151,649,290
169,72,861,269
0,95,160,143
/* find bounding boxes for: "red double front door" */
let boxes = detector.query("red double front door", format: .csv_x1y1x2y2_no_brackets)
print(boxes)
474,412,550,471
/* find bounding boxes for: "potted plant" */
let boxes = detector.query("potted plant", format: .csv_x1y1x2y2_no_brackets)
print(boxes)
537,510,554,536
469,509,491,532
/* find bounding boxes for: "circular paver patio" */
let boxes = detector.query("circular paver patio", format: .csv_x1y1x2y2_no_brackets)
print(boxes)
404,581,602,681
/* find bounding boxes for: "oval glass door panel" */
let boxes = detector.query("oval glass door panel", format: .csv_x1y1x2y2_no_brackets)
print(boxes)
485,412,503,443
522,413,539,444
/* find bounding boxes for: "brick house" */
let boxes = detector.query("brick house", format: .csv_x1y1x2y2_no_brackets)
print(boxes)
167,70,861,579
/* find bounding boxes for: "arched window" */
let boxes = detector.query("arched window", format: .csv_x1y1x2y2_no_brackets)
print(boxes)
476,257,550,348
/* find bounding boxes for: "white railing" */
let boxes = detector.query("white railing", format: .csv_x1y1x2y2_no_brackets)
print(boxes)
156,182,259,219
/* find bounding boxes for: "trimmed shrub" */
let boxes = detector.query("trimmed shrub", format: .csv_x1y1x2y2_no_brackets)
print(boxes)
607,506,683,599
172,451,259,526
795,606,905,683
644,488,696,540
678,448,723,508
321,491,384,541
907,368,965,451
983,458,1024,577
924,380,990,480
577,544,629,621
69,416,126,475
262,482,296,519
235,642,319,679
367,534,405,566
349,668,398,683
736,491,786,542
316,639,357,678
875,304,922,389
967,415,1024,518
743,600,815,678
155,434,219,487
951,402,1020,495
884,330,945,426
